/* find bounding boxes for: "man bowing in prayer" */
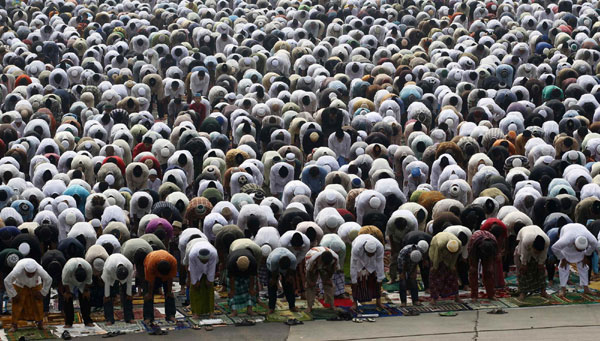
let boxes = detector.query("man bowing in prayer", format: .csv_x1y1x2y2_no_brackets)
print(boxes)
4,258,52,331
350,234,385,311
551,223,597,297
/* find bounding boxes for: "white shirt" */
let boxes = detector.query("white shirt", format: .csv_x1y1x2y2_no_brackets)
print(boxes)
516,225,549,265
188,240,218,284
350,234,385,284
61,258,93,294
4,259,52,298
552,223,597,263
253,226,281,251
280,230,311,265
328,132,351,159
148,178,162,192
101,253,134,297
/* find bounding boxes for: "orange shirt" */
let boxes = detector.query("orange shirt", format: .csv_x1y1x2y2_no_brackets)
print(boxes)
144,250,177,283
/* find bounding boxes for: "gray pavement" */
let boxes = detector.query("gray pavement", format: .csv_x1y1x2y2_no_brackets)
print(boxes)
82,304,600,341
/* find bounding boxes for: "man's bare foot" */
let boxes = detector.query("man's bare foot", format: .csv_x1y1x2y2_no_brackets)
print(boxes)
351,303,357,311
144,319,152,325
105,321,113,326
558,288,567,298
431,299,437,305
400,302,407,307
583,286,593,295
268,309,274,314
376,303,385,310
209,314,214,319
304,308,311,314
247,309,256,316
63,324,72,329
413,301,422,306
455,297,464,304
37,322,44,330
541,291,550,299
518,293,526,301
549,280,554,286
231,311,238,317
166,317,176,323
85,323,94,327
192,315,200,319
471,298,478,303
290,307,299,312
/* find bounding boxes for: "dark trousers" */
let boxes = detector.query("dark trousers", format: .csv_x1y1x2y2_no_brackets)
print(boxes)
267,271,295,310
547,258,557,282
398,274,419,304
143,279,176,322
457,258,469,288
64,291,92,326
104,282,134,323
419,263,430,290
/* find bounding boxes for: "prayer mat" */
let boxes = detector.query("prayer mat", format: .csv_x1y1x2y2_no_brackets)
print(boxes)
89,311,105,323
52,324,106,338
499,295,560,308
228,315,265,324
319,298,354,308
96,321,145,334
115,308,165,320
217,301,269,315
349,304,402,317
0,315,37,329
5,328,55,341
552,292,600,305
44,312,82,326
131,295,165,305
465,299,511,310
265,310,312,322
143,319,192,331
308,308,339,320
187,317,228,326
276,299,322,311
397,301,471,315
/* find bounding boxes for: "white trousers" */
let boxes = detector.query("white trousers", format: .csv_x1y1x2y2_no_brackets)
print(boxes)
559,261,589,287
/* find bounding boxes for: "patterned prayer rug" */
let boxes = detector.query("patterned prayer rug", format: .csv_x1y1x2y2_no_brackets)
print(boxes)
5,328,56,341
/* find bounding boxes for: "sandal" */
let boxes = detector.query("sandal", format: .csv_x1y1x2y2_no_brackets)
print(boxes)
439,311,458,317
61,331,72,340
352,318,363,323
205,325,214,331
235,319,256,327
366,318,376,322
404,310,420,316
487,309,507,315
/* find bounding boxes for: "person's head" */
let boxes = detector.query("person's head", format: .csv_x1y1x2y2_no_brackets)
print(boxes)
575,236,588,252
410,249,422,263
320,250,334,265
24,261,36,278
291,232,303,249
236,255,250,271
446,239,459,254
335,129,344,140
279,255,291,270
364,239,377,257
47,260,62,279
92,258,105,273
457,231,469,246
532,235,546,253
198,248,211,264
476,239,497,260
134,249,148,266
489,224,504,239
149,169,157,181
74,265,87,282
116,264,129,281
157,259,171,276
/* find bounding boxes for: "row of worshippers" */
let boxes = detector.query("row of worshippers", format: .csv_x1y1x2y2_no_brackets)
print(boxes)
4,218,598,330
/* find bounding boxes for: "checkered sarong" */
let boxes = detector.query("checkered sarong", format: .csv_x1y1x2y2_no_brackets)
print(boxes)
318,272,346,296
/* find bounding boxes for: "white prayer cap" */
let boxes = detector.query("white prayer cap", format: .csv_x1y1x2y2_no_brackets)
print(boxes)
93,258,105,272
364,239,377,253
417,240,429,253
410,250,422,263
24,260,36,273
261,244,272,257
575,236,588,250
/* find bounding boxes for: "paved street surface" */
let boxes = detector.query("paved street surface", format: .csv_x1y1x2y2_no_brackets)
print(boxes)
84,304,600,341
